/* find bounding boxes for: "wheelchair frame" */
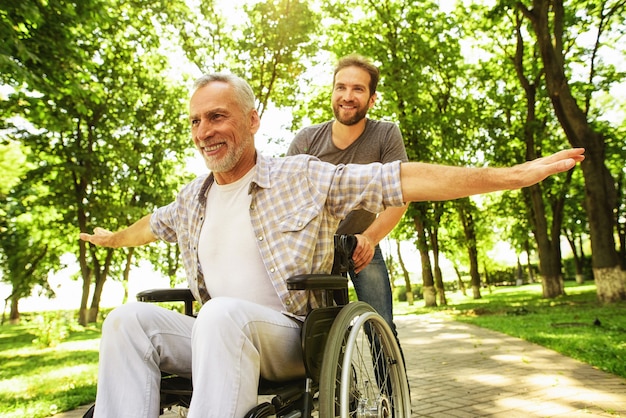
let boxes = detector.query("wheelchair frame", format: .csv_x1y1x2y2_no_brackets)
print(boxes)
84,235,411,417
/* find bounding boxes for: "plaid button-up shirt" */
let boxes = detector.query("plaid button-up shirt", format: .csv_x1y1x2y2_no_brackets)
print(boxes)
150,153,403,317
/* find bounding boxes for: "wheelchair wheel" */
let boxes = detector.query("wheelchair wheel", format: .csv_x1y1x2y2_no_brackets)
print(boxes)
318,302,411,417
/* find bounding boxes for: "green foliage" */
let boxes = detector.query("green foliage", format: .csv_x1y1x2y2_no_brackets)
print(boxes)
0,0,108,87
0,141,28,195
239,0,320,115
563,254,594,280
1,0,625,321
319,0,472,163
394,280,467,302
485,266,528,285
1,0,196,322
175,0,320,118
0,173,69,308
394,283,423,302
29,311,81,348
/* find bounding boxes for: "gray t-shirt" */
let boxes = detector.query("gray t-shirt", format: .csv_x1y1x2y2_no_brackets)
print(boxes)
287,119,408,234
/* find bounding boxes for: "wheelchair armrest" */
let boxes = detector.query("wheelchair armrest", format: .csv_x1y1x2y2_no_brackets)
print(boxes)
136,288,195,302
136,288,196,316
286,274,348,290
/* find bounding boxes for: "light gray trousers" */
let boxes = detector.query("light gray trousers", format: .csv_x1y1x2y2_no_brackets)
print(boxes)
93,297,305,417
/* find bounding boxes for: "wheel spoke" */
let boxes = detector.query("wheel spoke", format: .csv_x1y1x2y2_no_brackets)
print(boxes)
318,302,411,418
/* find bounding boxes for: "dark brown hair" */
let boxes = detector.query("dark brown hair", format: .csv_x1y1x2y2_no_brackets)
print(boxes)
333,54,380,96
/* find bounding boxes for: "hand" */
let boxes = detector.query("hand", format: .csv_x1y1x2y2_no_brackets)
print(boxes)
515,148,585,187
352,234,375,273
78,215,155,248
79,227,114,247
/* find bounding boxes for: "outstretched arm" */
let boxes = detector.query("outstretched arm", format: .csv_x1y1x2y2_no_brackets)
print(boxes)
79,214,158,248
400,148,585,202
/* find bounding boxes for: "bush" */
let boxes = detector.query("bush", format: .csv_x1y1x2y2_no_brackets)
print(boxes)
562,255,593,281
394,284,423,302
30,311,74,348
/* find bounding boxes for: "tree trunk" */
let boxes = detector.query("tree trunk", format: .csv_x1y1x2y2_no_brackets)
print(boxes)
456,199,482,300
78,240,92,326
395,240,414,305
512,12,567,299
564,230,585,284
430,203,447,306
422,286,436,306
89,275,105,323
433,261,446,306
484,265,492,294
525,183,566,298
122,248,135,304
516,256,524,286
9,296,20,325
524,240,536,283
542,272,564,298
166,244,182,287
521,0,625,303
467,231,480,297
594,266,625,300
413,212,436,307
87,247,115,323
616,174,626,270
453,265,467,296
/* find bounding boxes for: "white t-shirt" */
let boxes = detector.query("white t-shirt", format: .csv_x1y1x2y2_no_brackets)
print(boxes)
197,168,283,312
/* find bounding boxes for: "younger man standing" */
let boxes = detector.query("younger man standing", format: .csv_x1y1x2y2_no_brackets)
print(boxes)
288,54,407,337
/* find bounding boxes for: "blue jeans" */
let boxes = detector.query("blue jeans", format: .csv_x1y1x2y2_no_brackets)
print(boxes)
349,245,397,338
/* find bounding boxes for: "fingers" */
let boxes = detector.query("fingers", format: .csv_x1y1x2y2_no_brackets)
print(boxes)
543,148,585,168
561,147,585,159
79,227,113,245
78,232,91,242
353,235,375,273
547,148,585,175
569,148,585,162
519,148,585,187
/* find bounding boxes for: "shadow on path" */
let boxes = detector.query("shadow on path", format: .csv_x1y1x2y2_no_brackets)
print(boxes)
397,313,626,417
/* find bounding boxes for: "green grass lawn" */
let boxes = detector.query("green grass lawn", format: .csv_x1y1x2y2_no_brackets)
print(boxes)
1,281,625,417
0,313,100,418
395,281,626,379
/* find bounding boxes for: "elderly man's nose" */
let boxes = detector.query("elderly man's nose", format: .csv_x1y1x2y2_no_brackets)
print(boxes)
197,120,214,139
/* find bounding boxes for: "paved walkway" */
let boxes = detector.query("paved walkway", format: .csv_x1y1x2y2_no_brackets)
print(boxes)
397,313,626,417
53,313,626,418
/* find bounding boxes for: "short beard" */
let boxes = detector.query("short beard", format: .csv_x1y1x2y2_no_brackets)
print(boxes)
204,136,252,173
332,105,368,126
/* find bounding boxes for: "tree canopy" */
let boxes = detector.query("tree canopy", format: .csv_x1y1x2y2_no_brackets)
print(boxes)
1,0,624,321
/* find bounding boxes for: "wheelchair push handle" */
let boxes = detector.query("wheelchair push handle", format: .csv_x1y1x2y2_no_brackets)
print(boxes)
332,234,357,275
286,234,357,291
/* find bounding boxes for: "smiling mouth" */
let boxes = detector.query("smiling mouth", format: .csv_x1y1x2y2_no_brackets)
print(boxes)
340,104,357,110
200,142,225,154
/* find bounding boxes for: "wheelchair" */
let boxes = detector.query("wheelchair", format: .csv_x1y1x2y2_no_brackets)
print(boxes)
84,235,411,417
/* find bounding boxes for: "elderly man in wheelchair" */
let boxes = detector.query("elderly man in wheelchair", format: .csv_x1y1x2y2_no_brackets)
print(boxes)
107,234,409,418
79,72,584,417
